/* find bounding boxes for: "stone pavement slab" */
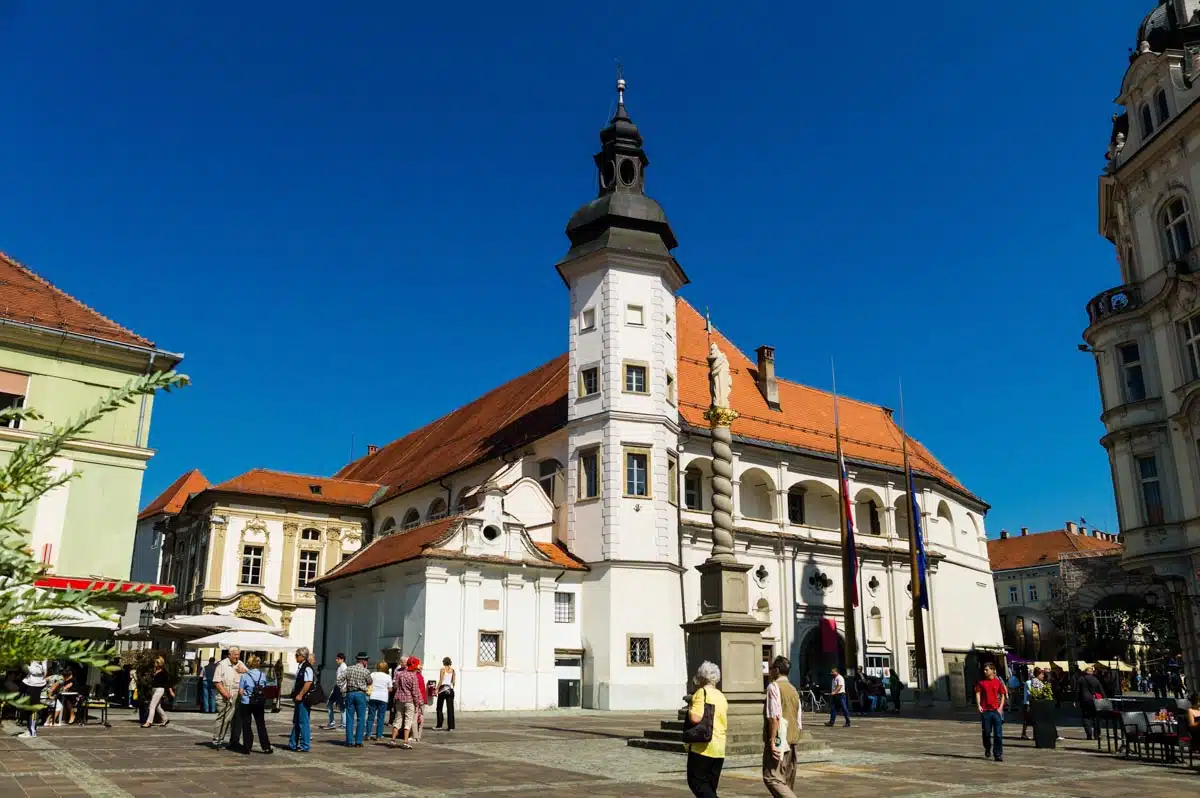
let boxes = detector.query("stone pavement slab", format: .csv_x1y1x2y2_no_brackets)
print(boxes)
0,707,1196,797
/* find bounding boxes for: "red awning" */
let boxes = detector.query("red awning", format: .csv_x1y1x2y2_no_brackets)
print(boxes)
34,576,175,599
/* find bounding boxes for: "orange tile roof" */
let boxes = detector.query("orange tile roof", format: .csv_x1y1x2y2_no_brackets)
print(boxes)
317,517,460,583
533,541,589,571
209,468,381,507
336,355,569,497
672,301,970,496
335,299,975,504
987,529,1122,571
0,251,157,348
138,469,210,520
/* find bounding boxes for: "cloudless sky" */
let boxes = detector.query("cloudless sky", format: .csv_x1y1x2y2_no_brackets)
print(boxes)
0,1,1143,537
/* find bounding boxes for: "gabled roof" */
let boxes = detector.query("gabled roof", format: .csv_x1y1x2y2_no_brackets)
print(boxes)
0,251,157,348
337,298,976,504
139,469,210,520
208,468,381,508
987,529,1122,572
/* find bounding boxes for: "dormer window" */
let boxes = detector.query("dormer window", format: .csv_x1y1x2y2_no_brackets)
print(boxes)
1156,89,1170,125
309,484,322,495
1140,104,1154,138
1161,196,1193,262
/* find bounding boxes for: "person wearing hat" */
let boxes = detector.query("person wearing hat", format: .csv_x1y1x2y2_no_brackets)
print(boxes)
389,656,424,749
342,652,371,748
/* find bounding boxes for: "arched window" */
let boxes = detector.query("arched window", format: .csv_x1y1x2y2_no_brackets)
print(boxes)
894,496,911,540
454,487,473,513
301,527,321,542
684,466,704,510
868,606,884,641
855,491,884,535
538,458,562,502
378,517,396,537
1141,104,1154,138
787,485,806,525
1156,89,1170,125
401,508,421,530
739,468,776,521
428,497,448,521
1162,196,1193,261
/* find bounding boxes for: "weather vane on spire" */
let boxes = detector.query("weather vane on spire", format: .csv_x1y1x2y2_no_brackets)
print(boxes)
616,59,625,106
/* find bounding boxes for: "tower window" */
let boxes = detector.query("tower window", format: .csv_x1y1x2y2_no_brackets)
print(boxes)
1118,342,1146,402
666,372,676,405
667,454,678,505
580,307,596,331
578,447,600,499
1156,89,1170,125
1182,313,1200,381
624,448,651,498
579,367,600,397
623,363,648,394
1141,104,1154,138
1161,196,1192,262
625,304,644,326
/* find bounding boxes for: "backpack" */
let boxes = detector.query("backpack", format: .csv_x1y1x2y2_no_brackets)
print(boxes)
248,673,266,707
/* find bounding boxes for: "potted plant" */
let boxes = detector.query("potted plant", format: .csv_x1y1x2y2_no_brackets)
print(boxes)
1028,681,1058,748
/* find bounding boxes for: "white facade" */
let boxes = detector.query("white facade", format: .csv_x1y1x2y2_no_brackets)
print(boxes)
1087,1,1200,689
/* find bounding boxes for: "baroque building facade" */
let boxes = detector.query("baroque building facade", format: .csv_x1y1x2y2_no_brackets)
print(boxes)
1086,0,1200,689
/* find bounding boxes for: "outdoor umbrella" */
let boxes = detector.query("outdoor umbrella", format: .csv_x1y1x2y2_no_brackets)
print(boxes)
185,629,304,651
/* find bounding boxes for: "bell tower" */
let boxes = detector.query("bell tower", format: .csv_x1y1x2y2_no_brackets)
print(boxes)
556,75,689,710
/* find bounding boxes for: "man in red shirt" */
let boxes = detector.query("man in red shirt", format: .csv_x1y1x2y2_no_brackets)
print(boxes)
975,662,1007,761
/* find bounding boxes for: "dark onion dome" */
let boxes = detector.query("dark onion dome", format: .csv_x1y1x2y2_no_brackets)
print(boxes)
1135,2,1195,54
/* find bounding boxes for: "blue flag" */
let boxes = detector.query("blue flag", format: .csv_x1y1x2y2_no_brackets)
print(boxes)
908,471,929,611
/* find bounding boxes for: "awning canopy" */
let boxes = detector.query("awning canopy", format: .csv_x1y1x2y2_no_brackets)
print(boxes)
186,629,303,651
34,576,175,600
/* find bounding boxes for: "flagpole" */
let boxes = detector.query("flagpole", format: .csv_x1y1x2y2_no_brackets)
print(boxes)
899,379,930,697
833,360,859,677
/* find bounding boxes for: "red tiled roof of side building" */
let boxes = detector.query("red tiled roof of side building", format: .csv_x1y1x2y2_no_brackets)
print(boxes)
335,354,569,498
316,517,461,583
138,469,210,520
209,469,381,507
534,541,589,571
0,251,157,348
987,529,1122,571
672,300,975,500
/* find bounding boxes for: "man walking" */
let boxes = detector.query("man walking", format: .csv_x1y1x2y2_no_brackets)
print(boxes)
287,647,314,753
762,656,801,798
211,648,245,748
323,653,347,730
1076,665,1105,741
824,667,850,728
201,657,217,713
342,653,370,747
975,662,1007,762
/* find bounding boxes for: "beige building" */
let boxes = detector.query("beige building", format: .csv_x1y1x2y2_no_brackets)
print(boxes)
1086,0,1200,689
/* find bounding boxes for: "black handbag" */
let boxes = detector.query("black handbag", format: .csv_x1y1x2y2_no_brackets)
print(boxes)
680,688,714,744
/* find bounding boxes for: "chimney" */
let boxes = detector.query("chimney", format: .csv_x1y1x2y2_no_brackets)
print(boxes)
1020,527,1029,536
1080,525,1088,536
755,346,781,411
1000,529,1008,540
367,444,379,456
1065,521,1078,534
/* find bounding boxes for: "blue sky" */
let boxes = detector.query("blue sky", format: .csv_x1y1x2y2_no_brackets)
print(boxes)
0,2,1140,536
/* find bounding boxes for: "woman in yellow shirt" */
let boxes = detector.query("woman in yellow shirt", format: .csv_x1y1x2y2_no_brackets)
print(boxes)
686,661,728,797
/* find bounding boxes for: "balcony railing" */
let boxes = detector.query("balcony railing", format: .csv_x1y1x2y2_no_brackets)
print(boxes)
1086,283,1141,325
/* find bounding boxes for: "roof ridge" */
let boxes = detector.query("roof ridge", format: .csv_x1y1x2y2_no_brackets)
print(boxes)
223,467,381,487
0,250,154,347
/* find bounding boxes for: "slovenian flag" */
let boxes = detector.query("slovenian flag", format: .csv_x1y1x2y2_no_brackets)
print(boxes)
908,469,929,611
839,448,859,609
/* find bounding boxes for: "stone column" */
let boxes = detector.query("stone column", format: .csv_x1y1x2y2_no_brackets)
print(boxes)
204,516,228,598
680,404,770,754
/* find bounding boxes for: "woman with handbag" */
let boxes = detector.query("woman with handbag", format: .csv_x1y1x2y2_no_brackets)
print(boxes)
436,657,456,731
683,661,727,798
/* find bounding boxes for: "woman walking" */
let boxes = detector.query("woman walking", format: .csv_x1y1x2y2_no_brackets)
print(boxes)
436,657,456,731
142,656,173,728
234,655,273,754
18,661,47,738
685,661,727,798
366,661,391,741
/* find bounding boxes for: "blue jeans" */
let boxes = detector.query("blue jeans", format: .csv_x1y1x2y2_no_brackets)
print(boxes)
828,694,850,725
201,681,215,713
366,699,387,739
981,710,1003,758
288,702,311,751
344,691,367,746
327,688,343,727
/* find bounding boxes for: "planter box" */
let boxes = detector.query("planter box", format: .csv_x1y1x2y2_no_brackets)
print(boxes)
1030,700,1058,749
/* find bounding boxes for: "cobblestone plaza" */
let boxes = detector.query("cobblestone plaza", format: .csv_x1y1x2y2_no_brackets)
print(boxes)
1,709,1197,797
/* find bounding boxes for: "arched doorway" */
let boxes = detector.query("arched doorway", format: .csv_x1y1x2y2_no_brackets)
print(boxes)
799,621,845,690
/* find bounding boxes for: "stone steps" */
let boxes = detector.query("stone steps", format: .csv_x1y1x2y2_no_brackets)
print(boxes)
627,720,831,756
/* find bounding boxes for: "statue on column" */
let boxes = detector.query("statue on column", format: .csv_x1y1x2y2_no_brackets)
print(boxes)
707,342,732,410
703,342,738,562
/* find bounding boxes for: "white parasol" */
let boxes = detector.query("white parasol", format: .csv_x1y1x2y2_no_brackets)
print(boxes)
185,629,304,651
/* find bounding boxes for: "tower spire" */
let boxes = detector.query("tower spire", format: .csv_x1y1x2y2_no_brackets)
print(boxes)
616,61,626,108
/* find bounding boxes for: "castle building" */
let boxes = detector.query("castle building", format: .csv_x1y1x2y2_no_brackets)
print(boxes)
1086,0,1200,689
149,80,1004,710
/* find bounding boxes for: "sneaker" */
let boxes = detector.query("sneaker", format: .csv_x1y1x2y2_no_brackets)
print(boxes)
842,722,851,728
16,731,33,738
994,756,1003,762
983,751,991,759
824,721,834,727
400,743,412,750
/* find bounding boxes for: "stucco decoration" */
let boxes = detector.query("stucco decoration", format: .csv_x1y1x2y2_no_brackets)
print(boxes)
1172,277,1199,317
326,528,342,542
234,593,269,622
280,608,293,635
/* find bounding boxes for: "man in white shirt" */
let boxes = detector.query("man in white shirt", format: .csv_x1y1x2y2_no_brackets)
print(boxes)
211,647,246,748
824,666,851,728
322,653,347,730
